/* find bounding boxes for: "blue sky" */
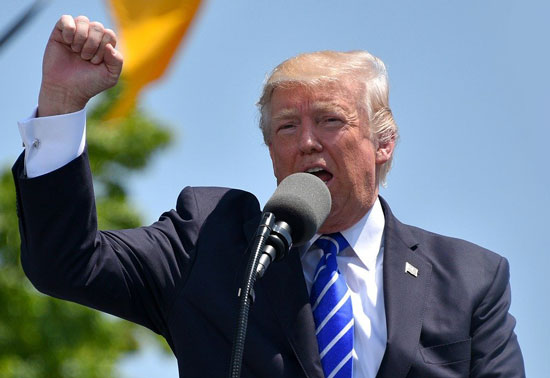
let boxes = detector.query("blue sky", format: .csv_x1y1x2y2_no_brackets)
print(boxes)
2,1,548,376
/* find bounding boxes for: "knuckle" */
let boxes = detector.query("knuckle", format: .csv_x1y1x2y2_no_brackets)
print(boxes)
104,29,117,43
104,28,116,38
59,15,75,30
75,15,89,23
89,21,104,32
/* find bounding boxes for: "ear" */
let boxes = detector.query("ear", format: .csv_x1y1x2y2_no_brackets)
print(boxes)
375,138,395,165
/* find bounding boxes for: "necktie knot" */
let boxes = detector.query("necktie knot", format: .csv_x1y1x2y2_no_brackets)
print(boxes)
315,232,350,257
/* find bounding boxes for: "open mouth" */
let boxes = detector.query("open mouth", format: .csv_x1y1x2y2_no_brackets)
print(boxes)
305,167,333,183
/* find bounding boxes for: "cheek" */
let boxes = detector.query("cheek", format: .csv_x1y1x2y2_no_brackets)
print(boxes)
269,145,291,179
337,140,376,183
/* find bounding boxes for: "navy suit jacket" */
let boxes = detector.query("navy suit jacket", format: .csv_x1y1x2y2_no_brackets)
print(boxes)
13,152,525,377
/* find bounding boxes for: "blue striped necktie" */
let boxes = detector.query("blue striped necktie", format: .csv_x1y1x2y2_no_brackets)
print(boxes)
310,232,354,378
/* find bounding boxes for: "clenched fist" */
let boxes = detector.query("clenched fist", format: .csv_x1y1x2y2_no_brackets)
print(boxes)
38,15,123,117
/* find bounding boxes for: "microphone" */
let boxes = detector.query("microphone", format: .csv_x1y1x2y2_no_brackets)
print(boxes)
256,172,332,278
229,173,331,377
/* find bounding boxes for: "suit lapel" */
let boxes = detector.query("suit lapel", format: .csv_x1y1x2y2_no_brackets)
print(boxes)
242,217,324,378
377,198,433,378
260,247,324,378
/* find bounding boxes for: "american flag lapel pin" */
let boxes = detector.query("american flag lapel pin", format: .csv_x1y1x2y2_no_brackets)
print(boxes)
405,262,419,277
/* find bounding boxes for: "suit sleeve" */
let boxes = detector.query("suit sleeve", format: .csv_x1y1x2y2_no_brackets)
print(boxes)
470,256,525,377
12,151,202,337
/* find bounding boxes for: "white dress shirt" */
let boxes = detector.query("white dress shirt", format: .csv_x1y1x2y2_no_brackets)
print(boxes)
18,109,388,377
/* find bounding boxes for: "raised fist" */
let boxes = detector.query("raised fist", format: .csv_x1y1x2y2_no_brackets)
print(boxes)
38,15,124,117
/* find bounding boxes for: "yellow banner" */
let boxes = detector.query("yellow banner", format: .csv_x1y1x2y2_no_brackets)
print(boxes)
106,0,202,119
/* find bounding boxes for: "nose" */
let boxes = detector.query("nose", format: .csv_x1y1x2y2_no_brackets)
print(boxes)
298,120,322,154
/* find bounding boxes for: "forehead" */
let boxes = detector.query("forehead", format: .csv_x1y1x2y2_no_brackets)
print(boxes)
270,81,360,117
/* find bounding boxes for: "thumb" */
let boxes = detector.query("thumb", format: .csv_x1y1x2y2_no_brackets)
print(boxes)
104,44,123,77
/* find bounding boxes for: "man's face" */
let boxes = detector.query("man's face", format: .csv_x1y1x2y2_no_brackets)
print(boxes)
267,81,392,233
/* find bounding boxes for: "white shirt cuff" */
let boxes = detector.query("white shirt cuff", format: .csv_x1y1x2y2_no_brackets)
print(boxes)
18,107,86,178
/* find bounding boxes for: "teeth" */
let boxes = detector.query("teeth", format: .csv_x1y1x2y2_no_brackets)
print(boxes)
306,167,324,173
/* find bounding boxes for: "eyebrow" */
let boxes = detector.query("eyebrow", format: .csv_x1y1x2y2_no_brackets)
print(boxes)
271,101,347,122
311,101,347,114
271,108,300,122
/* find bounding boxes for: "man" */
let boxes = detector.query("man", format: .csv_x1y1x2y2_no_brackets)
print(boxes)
14,15,524,377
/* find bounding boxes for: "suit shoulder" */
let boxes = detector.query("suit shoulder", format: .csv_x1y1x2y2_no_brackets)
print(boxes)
395,222,514,323
153,186,260,255
404,222,503,266
398,222,510,305
175,186,261,224
380,197,505,274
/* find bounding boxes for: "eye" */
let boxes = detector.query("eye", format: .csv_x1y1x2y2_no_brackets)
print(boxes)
321,116,345,127
276,123,296,133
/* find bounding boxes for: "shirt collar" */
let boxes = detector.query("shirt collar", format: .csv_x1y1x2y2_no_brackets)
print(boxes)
301,197,386,271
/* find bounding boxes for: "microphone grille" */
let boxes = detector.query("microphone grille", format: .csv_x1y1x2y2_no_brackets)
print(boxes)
264,173,332,245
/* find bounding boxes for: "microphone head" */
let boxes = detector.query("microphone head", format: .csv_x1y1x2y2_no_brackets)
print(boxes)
264,173,332,246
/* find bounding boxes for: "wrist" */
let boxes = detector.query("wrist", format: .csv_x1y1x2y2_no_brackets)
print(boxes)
38,82,88,117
